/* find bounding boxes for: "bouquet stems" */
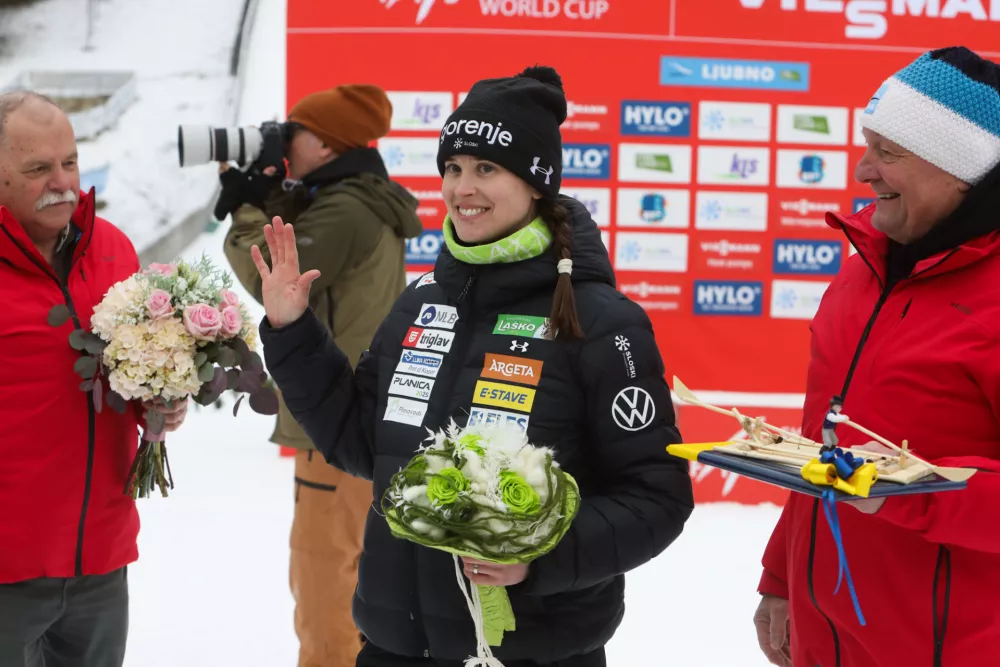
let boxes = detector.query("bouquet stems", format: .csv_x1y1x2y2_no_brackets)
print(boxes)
125,425,174,499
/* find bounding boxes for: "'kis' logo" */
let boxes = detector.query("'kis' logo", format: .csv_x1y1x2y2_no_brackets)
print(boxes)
731,154,759,179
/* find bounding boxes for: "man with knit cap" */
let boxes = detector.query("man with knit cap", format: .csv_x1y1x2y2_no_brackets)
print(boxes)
220,84,423,667
753,46,1000,667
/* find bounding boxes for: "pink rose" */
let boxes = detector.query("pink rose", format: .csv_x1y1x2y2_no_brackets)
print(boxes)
148,263,177,276
220,306,243,338
182,304,222,340
220,289,240,308
145,289,174,320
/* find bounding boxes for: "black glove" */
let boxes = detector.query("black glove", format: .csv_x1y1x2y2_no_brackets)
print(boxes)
213,164,284,221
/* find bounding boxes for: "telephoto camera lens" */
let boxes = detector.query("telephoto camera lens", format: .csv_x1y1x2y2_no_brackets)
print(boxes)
177,125,263,167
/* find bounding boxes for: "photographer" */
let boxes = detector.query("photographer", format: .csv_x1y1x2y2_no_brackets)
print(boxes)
219,84,423,667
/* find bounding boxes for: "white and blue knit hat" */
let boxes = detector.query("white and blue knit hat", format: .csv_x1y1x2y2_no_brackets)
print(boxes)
861,46,1000,185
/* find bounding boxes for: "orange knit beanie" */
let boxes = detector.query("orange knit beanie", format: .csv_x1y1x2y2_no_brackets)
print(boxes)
288,84,393,154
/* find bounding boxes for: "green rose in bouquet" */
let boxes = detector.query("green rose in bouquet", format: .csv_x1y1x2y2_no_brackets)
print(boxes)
382,419,581,667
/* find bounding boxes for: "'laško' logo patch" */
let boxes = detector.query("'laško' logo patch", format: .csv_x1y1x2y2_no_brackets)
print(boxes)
493,314,550,339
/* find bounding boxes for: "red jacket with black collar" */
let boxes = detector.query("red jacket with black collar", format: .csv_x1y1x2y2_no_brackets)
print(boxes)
0,189,143,584
758,201,1000,667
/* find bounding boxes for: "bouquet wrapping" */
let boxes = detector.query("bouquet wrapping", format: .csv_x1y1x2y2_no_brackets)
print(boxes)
382,419,580,667
48,256,278,499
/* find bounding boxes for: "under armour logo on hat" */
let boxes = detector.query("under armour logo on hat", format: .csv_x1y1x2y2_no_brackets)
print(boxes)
530,157,554,185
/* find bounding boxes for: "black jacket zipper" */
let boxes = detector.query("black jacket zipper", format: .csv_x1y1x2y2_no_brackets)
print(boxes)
3,225,96,577
436,268,478,429
810,224,895,667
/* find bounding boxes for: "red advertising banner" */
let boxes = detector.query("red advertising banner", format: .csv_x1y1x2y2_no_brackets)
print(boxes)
286,1,1000,503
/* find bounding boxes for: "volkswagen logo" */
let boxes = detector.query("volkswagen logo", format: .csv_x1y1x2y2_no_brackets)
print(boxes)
612,386,655,431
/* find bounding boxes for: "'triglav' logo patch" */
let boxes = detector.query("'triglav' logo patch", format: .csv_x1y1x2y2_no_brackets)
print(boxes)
493,314,550,339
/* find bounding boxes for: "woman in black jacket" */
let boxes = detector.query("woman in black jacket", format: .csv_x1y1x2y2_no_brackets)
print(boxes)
252,66,695,667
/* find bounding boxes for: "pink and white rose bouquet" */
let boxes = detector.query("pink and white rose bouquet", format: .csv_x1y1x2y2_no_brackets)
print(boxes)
51,255,277,499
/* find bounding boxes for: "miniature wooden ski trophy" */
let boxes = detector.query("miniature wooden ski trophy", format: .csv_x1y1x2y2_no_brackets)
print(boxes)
666,376,976,501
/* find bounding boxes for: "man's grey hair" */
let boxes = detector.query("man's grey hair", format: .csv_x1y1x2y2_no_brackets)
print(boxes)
0,90,60,144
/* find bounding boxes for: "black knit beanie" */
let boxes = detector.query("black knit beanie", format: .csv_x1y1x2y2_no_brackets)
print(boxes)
436,65,567,199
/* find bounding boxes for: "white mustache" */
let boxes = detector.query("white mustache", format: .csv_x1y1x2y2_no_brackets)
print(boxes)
36,189,78,211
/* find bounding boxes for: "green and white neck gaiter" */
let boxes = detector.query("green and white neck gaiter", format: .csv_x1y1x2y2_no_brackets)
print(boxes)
442,215,553,265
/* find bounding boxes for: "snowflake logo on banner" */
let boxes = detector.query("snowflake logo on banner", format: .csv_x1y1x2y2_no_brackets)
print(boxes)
380,0,460,24
615,335,630,352
703,110,725,133
776,289,798,310
621,241,641,264
700,199,722,222
384,145,406,169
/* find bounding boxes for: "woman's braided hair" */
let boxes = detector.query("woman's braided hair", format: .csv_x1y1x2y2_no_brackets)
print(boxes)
537,198,584,340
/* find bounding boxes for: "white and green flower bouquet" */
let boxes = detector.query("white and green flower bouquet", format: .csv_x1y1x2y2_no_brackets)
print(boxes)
382,419,580,667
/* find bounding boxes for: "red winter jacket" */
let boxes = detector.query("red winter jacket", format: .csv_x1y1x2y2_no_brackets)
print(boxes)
0,190,143,584
758,202,1000,667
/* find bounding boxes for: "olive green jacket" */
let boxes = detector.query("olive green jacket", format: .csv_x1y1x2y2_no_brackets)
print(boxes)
223,148,423,450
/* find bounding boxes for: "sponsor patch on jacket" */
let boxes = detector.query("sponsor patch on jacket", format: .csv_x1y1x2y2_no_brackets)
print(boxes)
508,340,530,353
396,349,444,378
481,353,542,387
416,272,436,288
384,396,428,427
472,380,536,412
415,303,459,330
611,386,656,432
388,373,435,401
493,314,550,339
402,326,455,353
468,407,529,432
614,335,637,379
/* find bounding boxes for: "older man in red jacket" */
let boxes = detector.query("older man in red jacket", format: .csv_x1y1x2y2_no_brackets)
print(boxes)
0,91,187,666
753,47,1000,667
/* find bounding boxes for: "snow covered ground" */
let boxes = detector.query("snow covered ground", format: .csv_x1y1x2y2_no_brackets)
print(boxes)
0,0,248,255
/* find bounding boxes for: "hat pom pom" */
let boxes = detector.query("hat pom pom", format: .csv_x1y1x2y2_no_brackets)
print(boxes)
517,65,564,90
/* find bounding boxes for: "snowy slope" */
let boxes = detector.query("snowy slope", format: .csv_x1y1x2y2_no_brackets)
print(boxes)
0,0,247,254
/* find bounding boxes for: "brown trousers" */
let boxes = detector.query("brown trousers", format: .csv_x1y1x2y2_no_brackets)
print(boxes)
290,451,373,667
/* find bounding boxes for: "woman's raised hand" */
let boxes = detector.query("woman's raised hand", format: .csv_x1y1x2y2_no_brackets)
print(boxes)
250,216,321,329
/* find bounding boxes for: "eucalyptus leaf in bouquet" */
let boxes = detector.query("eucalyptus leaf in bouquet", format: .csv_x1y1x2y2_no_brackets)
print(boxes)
382,419,580,666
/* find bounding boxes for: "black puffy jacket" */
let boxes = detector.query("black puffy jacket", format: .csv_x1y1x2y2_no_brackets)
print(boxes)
260,196,695,662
